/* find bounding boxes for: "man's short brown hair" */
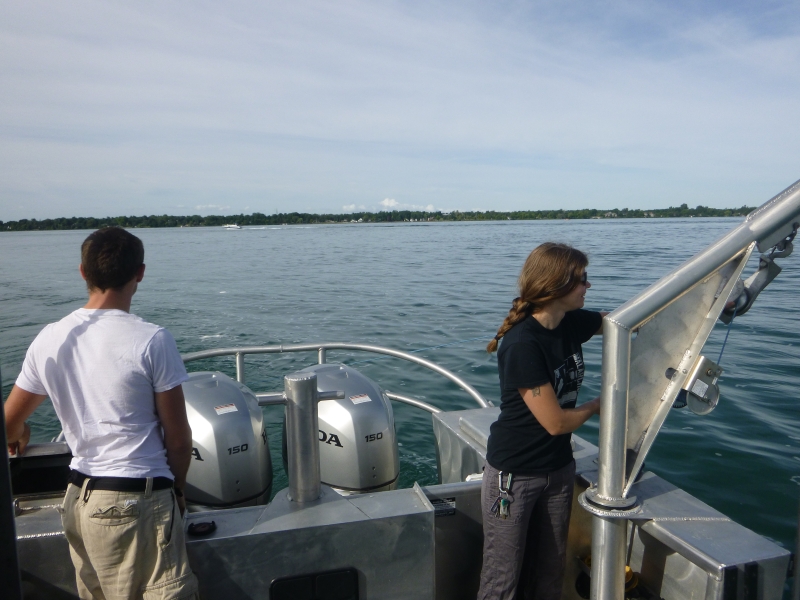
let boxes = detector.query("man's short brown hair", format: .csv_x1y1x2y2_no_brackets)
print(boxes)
81,227,144,291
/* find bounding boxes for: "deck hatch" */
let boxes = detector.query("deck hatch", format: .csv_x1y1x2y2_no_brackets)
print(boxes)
270,567,358,600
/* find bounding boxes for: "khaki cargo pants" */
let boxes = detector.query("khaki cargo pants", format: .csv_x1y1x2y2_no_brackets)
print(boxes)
61,481,199,600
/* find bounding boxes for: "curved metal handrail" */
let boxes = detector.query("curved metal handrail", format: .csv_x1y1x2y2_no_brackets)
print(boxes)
254,390,443,414
182,342,492,408
384,391,442,414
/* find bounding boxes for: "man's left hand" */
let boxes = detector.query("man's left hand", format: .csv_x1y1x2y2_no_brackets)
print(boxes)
176,489,186,516
5,385,48,457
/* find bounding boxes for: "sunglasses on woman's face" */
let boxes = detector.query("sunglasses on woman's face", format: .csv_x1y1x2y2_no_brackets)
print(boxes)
554,271,589,293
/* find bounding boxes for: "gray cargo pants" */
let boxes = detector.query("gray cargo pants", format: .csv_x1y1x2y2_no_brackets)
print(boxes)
476,460,575,600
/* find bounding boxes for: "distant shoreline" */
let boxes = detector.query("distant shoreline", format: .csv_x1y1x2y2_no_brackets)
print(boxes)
1,205,755,232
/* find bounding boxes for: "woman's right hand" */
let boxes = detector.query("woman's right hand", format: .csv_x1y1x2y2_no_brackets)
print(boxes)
521,385,601,435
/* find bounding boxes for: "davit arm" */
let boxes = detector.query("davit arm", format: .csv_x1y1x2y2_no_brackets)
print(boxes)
585,179,800,600
720,222,797,323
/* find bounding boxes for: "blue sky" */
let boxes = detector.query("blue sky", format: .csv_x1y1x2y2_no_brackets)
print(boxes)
1,1,799,220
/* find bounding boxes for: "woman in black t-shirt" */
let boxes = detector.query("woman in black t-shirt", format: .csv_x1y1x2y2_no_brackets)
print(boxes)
477,242,605,600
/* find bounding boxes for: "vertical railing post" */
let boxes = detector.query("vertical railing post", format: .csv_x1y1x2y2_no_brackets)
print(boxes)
318,348,326,364
587,320,634,600
284,372,321,503
235,352,245,384
590,518,627,600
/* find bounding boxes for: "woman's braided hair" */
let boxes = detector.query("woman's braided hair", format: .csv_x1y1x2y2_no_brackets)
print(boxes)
487,242,589,353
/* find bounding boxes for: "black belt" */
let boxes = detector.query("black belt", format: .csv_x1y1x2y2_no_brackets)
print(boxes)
68,470,173,493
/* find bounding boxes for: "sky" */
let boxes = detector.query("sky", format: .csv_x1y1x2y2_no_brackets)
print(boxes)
1,0,799,220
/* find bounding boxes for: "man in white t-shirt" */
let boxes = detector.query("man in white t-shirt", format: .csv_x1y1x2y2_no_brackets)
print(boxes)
4,227,199,600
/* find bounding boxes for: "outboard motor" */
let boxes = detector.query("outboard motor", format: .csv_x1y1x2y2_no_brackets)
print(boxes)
183,372,272,508
283,363,400,494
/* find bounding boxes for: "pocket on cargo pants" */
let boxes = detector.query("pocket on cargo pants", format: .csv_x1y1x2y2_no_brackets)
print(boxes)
84,491,145,578
143,490,199,600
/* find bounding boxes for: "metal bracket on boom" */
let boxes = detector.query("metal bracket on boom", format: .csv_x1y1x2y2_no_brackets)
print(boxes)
681,355,723,416
720,222,797,324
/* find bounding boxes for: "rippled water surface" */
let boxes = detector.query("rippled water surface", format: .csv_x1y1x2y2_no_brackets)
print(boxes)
1,219,798,554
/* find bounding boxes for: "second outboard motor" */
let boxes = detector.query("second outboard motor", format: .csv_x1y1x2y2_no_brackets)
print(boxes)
183,371,272,508
283,363,400,494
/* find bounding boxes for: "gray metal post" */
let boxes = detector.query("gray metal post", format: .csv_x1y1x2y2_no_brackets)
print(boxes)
235,352,245,384
589,320,632,600
590,518,627,600
318,348,326,364
596,323,631,500
284,372,321,503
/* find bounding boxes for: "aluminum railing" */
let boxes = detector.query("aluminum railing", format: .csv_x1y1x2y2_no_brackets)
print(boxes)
181,342,492,411
587,179,800,600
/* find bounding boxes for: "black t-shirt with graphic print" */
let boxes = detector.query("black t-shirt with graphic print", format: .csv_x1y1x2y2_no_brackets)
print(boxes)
486,309,602,475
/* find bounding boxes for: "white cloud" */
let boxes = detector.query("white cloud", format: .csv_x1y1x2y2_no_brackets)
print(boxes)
342,204,366,212
195,204,230,212
378,198,436,212
1,1,799,219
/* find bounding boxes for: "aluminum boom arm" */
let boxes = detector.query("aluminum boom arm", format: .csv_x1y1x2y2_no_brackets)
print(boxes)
585,179,800,600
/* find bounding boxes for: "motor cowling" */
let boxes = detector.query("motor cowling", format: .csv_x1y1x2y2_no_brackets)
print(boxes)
283,363,399,494
183,371,272,508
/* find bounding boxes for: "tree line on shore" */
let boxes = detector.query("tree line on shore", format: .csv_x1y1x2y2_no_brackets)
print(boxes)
1,204,756,232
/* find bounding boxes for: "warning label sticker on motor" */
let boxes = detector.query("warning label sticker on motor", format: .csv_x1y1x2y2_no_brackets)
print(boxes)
350,394,371,404
430,497,456,517
214,403,238,415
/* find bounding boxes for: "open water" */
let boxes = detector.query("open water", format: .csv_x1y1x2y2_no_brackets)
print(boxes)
1,219,798,559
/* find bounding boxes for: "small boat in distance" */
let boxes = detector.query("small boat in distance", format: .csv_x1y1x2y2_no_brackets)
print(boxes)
222,223,241,229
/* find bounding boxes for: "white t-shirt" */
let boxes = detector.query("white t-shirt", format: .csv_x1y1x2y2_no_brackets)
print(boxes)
16,308,188,479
